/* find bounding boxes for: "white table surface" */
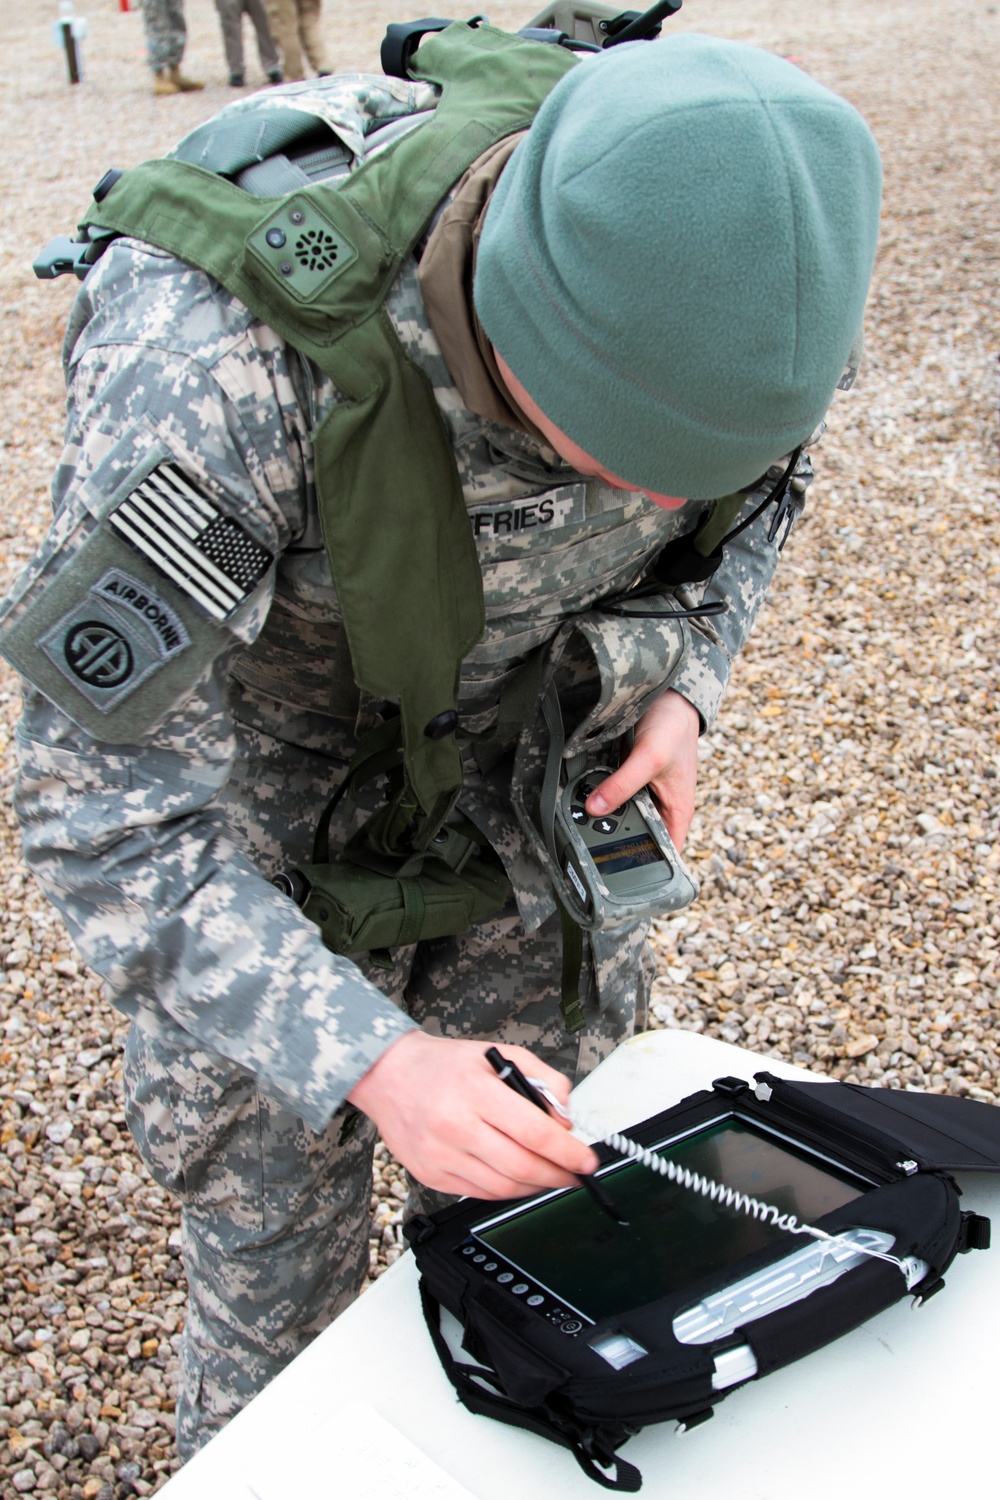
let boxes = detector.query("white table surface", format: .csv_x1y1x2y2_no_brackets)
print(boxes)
161,1030,998,1499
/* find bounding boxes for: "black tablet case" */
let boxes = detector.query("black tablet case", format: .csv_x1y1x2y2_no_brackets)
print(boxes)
406,1072,998,1491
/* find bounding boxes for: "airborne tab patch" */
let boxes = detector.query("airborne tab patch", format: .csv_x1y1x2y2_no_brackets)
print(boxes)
109,464,273,621
40,568,190,715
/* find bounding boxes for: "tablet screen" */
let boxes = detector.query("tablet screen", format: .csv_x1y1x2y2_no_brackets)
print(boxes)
474,1117,867,1323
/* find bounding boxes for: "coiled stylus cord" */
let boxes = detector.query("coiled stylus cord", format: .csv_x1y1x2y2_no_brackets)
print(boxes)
527,1079,917,1282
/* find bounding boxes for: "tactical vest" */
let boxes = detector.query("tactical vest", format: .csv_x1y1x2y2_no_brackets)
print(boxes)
81,20,579,859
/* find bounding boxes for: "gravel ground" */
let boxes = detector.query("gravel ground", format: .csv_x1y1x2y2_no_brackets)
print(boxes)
0,0,997,1494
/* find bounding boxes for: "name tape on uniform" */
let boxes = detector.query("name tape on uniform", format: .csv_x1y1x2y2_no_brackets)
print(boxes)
467,490,580,542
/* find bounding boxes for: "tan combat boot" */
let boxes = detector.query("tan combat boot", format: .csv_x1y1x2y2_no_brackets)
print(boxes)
168,64,204,91
152,69,180,95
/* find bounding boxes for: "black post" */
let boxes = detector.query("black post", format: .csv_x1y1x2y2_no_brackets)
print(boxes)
61,17,81,83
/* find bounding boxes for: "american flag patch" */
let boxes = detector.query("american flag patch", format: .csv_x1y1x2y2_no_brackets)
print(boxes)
109,464,273,622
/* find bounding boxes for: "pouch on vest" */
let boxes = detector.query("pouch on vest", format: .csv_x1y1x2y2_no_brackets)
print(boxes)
272,714,515,958
283,858,512,958
405,1073,999,1491
275,815,513,959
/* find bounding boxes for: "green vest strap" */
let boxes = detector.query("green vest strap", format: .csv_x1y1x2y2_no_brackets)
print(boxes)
692,491,748,558
556,897,587,1033
397,876,428,948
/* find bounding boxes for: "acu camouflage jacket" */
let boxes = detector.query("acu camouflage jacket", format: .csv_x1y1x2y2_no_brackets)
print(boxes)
0,73,814,1127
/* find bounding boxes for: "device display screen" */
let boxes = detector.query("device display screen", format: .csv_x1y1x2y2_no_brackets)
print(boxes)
474,1118,867,1323
592,833,664,873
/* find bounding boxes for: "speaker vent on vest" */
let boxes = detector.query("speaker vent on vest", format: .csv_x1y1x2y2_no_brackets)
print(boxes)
295,228,339,271
247,198,358,302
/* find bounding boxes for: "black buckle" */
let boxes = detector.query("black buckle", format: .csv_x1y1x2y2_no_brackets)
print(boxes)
32,235,97,282
958,1211,992,1253
712,1075,749,1098
648,531,725,587
676,1405,714,1434
912,1274,946,1307
765,446,804,547
402,1213,437,1245
579,1427,619,1468
601,0,682,46
381,17,456,77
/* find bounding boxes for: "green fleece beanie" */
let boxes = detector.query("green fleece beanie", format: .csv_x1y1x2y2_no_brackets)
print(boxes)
474,35,882,500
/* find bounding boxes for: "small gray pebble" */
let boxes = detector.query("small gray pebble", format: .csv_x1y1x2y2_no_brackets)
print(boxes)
43,1423,71,1458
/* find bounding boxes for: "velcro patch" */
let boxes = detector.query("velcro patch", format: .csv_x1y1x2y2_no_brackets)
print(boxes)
109,463,273,620
39,568,190,715
0,516,229,742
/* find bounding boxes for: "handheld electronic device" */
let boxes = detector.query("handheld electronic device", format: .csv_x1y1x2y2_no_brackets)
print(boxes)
551,766,698,926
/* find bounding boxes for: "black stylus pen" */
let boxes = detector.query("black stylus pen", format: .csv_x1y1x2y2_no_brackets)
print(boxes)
485,1046,628,1226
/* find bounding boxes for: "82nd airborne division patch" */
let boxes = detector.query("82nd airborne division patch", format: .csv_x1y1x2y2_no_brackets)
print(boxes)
40,568,191,715
0,459,276,740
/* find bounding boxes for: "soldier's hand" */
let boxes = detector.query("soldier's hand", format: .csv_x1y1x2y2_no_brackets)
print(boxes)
346,1032,599,1199
584,687,700,849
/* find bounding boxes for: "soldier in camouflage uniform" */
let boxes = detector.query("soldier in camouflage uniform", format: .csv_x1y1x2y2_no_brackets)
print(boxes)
142,0,204,95
213,0,282,89
0,35,881,1457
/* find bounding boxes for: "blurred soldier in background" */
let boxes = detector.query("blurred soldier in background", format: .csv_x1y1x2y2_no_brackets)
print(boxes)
264,0,330,80
142,0,204,95
213,0,283,87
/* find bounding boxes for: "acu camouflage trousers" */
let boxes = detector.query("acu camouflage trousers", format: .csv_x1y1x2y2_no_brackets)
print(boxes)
141,0,189,71
120,725,654,1459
